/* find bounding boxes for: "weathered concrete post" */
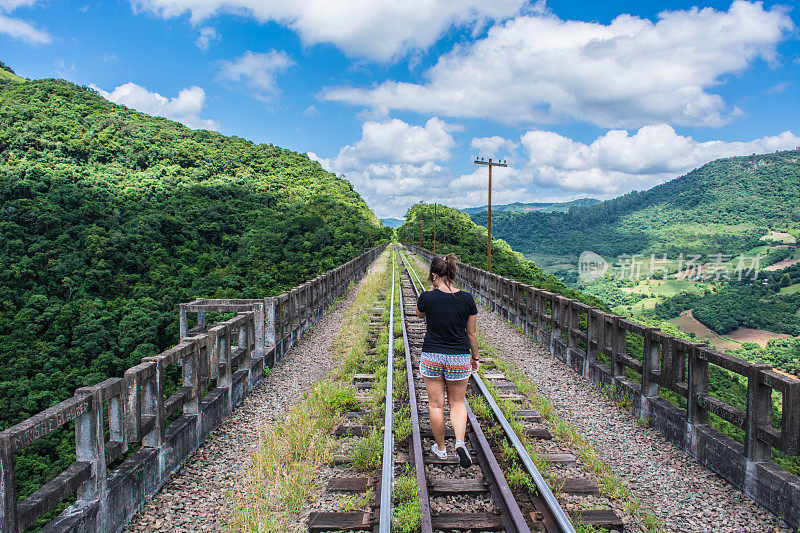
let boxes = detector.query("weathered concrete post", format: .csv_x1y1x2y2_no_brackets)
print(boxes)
74,388,107,528
124,366,142,443
687,344,709,456
746,364,773,463
611,316,626,380
214,325,233,409
0,435,17,533
566,301,577,352
179,304,188,340
265,297,275,368
585,308,602,380
549,296,561,357
640,328,662,420
239,321,252,392
141,360,165,449
183,339,201,422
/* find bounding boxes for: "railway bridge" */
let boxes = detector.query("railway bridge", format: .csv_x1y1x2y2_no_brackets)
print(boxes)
1,244,798,532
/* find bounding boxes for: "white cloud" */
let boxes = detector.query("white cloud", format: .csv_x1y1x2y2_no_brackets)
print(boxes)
764,81,791,95
353,117,457,164
470,136,518,158
0,0,38,10
322,1,794,128
0,12,50,44
520,124,800,194
91,82,219,130
217,50,294,100
308,117,467,217
195,26,218,51
131,0,527,61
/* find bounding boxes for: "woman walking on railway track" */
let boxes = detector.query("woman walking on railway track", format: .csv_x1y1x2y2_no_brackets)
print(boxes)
416,253,480,468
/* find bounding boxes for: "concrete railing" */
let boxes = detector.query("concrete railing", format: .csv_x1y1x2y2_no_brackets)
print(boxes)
406,244,799,529
0,244,386,533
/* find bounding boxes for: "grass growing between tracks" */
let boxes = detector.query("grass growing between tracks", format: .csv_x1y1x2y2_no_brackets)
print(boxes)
392,466,421,533
480,342,663,533
228,251,391,532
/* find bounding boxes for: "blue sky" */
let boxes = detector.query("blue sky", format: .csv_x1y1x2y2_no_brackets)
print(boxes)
2,0,799,218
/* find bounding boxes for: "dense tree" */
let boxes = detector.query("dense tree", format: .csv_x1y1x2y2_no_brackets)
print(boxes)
0,74,390,502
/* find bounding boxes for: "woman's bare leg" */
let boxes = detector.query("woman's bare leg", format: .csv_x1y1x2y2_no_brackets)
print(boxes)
424,376,447,450
445,377,470,442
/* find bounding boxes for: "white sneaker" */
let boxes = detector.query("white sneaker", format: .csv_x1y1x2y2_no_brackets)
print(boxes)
454,439,472,467
431,443,447,459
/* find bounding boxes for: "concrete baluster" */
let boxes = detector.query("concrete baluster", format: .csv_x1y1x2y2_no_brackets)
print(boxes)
640,328,662,419
1,436,18,533
687,344,709,455
611,317,626,381
179,304,188,341
746,364,773,463
265,297,276,367
183,339,201,425
74,389,107,527
142,361,165,449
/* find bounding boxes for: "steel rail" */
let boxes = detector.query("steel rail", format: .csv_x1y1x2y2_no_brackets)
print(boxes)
464,400,531,533
397,250,434,533
399,247,425,296
472,367,577,532
378,247,396,533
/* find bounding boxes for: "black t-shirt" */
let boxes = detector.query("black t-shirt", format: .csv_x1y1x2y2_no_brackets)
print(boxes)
417,289,478,354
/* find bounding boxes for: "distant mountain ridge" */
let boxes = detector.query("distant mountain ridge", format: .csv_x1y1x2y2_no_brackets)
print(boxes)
470,148,800,258
380,217,404,228
461,198,600,215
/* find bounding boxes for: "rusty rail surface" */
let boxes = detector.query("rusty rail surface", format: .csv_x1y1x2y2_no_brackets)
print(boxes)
405,243,800,529
0,245,386,533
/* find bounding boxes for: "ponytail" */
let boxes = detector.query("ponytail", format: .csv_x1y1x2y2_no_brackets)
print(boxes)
428,253,459,285
444,253,457,281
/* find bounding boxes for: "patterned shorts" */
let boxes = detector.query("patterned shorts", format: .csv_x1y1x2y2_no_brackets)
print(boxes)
420,352,471,381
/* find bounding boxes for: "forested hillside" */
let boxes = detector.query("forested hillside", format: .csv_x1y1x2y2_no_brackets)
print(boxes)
473,149,800,257
399,203,607,309
461,198,599,215
0,73,389,502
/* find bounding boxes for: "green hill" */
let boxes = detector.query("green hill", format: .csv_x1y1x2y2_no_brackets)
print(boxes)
399,203,607,309
0,60,24,82
0,73,389,505
380,217,404,228
461,198,600,215
472,149,800,258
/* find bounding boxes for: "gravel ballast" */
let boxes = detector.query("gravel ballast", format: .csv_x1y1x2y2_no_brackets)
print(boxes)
124,267,379,533
476,306,792,533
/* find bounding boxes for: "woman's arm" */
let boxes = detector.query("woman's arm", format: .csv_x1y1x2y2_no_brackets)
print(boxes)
416,307,426,318
467,314,480,372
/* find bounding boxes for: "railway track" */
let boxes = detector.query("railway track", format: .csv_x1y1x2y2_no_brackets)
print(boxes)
397,247,623,533
309,246,622,532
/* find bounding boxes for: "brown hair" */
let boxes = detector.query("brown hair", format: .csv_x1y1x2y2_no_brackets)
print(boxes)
428,253,458,285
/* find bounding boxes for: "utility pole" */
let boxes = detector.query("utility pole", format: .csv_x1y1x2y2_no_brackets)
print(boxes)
474,157,507,272
433,203,437,255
